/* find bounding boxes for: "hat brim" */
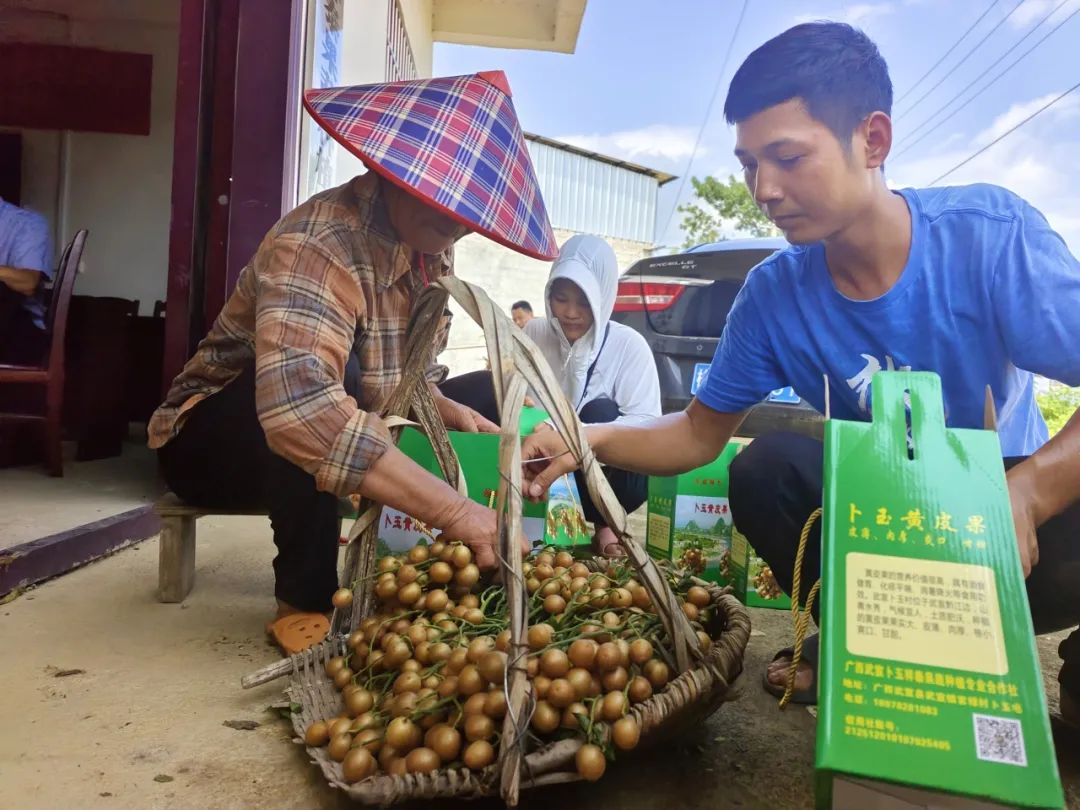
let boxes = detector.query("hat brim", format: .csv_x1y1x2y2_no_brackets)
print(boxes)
303,94,558,262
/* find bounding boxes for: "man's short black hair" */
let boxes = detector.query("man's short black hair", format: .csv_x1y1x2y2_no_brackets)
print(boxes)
511,300,532,312
723,22,892,146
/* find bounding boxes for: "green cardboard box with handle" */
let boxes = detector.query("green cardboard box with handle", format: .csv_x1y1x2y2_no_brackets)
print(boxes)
815,371,1063,809
351,407,590,556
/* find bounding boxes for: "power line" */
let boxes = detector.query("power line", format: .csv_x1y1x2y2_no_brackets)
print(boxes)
928,79,1080,184
894,0,1079,159
894,0,1007,108
897,0,1025,115
657,0,750,245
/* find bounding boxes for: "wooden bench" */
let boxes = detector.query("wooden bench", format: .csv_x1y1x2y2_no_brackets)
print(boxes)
154,493,355,603
154,493,267,603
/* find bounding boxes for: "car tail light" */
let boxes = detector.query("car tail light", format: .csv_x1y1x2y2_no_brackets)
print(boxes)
613,279,688,313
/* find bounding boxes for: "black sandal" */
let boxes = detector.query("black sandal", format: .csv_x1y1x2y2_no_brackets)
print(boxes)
763,632,819,705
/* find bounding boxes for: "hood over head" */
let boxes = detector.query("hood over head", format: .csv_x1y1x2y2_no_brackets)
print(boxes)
544,234,619,361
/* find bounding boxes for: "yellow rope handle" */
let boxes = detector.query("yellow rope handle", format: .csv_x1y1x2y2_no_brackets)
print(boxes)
780,507,823,709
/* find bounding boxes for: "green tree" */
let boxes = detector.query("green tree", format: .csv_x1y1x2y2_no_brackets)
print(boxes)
1037,385,1080,435
678,174,778,247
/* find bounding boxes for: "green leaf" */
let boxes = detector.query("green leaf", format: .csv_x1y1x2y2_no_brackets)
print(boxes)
677,174,779,247
1037,385,1080,435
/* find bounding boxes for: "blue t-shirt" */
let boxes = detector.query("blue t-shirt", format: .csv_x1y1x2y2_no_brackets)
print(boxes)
697,184,1080,457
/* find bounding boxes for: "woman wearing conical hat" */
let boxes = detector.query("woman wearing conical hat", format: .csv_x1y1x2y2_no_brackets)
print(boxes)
148,72,556,652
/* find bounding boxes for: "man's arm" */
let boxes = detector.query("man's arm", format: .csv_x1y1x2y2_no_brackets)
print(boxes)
1,210,52,295
989,196,1080,575
522,400,746,498
1007,407,1080,576
0,266,43,296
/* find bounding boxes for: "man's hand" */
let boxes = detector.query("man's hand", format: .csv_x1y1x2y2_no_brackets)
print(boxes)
434,393,499,434
1007,462,1041,578
0,266,43,296
440,499,530,569
522,428,578,501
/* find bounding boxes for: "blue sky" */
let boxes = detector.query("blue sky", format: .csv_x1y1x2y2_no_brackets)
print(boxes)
435,0,1080,254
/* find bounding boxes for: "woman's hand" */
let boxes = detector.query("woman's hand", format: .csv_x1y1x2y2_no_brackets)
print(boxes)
434,393,499,433
440,499,530,569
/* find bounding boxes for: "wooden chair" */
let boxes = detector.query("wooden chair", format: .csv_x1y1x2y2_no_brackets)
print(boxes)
0,230,89,476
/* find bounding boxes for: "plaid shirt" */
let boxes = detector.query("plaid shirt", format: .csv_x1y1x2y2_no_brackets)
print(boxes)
148,173,452,496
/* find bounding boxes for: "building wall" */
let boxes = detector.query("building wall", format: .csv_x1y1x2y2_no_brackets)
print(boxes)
4,4,179,315
334,0,434,187
399,0,433,77
442,228,651,377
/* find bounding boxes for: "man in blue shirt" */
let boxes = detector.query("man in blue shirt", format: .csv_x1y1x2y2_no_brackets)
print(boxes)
523,23,1080,724
0,195,53,365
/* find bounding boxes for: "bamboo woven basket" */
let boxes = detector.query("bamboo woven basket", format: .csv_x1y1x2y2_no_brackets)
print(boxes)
242,278,752,805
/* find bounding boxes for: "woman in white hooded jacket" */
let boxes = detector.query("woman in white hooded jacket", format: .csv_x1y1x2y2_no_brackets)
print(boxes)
524,234,661,556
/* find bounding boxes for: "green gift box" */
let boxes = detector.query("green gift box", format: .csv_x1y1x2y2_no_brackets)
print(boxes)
645,440,747,586
816,371,1063,809
364,407,590,556
730,524,792,610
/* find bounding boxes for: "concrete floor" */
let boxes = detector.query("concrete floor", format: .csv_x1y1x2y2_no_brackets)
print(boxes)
0,439,160,547
0,514,1076,809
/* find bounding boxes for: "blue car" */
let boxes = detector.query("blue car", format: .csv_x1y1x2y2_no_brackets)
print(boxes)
611,237,823,438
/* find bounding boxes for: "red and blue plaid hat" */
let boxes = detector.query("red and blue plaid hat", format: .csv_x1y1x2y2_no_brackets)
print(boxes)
304,71,557,261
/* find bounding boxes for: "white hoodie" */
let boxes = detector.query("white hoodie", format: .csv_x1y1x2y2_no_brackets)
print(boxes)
524,235,661,427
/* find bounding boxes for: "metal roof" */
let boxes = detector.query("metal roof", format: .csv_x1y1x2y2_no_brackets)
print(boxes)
524,132,677,185
524,133,675,245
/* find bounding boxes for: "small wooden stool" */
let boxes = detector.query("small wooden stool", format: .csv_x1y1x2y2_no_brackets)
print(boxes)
154,493,352,603
154,493,266,602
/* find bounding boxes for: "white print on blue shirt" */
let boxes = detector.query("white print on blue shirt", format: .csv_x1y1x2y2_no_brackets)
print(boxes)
846,354,911,413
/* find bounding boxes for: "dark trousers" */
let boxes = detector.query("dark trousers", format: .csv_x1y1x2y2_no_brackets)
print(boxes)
158,363,350,612
574,397,648,528
439,370,648,528
728,432,1080,686
0,286,48,366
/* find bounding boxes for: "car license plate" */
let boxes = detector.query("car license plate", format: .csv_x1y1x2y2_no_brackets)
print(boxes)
767,386,801,404
690,363,710,395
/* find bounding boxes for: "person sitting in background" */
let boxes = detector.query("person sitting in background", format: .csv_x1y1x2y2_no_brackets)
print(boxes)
0,195,53,365
524,235,661,557
511,299,534,328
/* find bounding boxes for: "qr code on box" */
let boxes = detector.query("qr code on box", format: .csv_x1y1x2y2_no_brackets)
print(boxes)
973,713,1027,767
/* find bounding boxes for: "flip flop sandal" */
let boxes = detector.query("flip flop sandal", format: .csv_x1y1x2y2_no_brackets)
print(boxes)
266,613,330,656
763,632,819,706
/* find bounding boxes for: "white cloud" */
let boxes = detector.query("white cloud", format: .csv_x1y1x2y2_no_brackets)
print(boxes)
555,124,701,164
1008,0,1080,28
974,91,1080,146
794,2,896,26
890,91,1080,253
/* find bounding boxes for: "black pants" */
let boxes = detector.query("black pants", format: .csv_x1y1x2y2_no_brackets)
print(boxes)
439,371,648,529
0,286,48,366
728,432,1080,685
158,363,350,612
